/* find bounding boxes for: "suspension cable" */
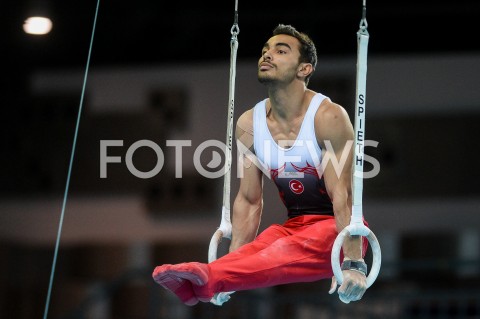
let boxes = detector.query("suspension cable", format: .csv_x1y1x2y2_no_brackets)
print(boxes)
331,0,382,298
207,0,239,306
42,1,101,318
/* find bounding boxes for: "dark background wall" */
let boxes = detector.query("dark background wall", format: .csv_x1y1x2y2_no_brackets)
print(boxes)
1,1,480,318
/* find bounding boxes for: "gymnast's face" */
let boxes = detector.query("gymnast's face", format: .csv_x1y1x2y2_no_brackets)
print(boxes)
258,34,303,85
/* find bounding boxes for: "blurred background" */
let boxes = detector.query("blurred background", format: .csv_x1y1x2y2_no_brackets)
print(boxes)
1,0,480,318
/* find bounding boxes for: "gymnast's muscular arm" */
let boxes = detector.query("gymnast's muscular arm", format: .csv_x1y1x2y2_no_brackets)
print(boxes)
229,109,264,253
316,99,367,301
316,100,362,260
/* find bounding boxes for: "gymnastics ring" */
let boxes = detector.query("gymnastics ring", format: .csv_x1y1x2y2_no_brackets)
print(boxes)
208,206,234,306
331,223,381,288
208,229,224,263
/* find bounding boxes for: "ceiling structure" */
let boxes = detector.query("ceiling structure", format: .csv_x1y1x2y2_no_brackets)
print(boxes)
1,0,479,197
2,0,479,113
5,0,480,71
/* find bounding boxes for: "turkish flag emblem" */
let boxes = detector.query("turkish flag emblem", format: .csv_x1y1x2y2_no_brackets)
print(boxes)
289,179,304,194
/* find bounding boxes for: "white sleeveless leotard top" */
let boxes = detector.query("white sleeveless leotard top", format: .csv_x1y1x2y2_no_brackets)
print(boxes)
253,93,333,218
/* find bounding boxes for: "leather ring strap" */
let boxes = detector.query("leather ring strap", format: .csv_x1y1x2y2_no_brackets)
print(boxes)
341,260,368,275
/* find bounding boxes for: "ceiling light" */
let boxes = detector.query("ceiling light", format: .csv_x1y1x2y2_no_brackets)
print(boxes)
23,16,53,35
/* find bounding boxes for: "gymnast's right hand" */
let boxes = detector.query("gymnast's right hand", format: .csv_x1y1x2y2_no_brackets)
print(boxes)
328,269,367,303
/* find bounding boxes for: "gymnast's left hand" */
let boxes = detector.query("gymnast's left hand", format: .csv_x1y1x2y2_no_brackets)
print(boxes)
328,270,367,303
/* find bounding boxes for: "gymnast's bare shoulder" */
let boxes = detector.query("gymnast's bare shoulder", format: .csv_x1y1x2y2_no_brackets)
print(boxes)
236,108,254,152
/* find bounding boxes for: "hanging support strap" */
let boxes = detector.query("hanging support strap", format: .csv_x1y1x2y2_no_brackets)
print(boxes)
330,0,382,295
207,0,239,306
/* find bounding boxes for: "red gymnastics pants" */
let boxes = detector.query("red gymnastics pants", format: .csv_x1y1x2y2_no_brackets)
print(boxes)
198,214,369,296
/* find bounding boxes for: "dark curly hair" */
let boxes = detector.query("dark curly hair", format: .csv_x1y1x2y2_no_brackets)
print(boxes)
272,24,317,85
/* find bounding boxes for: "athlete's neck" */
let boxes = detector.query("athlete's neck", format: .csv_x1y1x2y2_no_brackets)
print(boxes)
267,86,315,123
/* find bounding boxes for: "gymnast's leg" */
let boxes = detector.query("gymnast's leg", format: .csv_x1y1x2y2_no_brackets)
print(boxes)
152,220,291,304
154,215,364,304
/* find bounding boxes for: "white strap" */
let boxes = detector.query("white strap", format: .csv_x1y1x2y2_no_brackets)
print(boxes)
208,2,239,306
331,1,382,295
351,27,369,226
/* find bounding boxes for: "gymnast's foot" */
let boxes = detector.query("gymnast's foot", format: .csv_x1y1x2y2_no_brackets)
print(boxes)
152,262,212,305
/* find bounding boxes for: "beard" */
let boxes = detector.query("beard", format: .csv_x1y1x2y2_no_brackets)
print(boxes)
257,71,275,85
257,67,297,86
